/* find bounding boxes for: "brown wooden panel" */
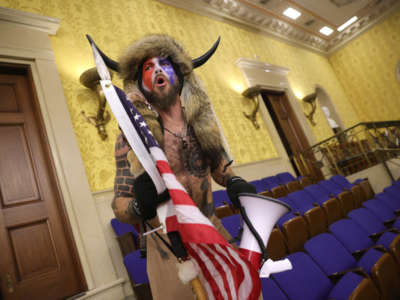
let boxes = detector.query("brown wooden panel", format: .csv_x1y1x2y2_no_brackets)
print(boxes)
9,220,58,281
0,82,19,112
3,202,46,228
0,112,25,124
0,125,40,206
0,66,86,300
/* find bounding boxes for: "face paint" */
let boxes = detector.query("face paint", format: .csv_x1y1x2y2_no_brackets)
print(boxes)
141,57,176,92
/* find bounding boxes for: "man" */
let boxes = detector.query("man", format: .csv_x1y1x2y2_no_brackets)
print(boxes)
110,34,256,299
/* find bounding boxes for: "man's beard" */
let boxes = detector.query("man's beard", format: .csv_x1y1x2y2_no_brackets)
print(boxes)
143,82,179,111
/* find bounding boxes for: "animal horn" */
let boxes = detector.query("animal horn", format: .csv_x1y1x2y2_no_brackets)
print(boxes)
86,34,119,72
192,36,220,68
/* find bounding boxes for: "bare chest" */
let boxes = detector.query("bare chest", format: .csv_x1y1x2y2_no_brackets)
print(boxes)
163,126,213,215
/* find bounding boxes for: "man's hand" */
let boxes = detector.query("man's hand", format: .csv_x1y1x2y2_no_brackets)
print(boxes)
131,172,169,220
226,176,257,208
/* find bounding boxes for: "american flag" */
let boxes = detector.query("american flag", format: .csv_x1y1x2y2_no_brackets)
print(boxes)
113,85,261,300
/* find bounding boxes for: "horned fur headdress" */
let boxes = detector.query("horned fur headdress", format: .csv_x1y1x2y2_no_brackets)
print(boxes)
87,34,226,173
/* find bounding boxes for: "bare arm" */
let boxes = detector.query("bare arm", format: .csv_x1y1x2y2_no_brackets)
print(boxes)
211,155,235,187
112,133,141,224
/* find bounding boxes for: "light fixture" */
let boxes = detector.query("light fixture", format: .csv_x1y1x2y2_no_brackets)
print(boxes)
337,16,358,32
302,90,318,126
320,26,334,36
283,7,301,20
79,67,112,140
242,85,262,129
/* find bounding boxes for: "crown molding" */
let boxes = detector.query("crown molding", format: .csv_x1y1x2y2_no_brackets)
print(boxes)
326,0,400,54
158,0,400,55
0,6,60,35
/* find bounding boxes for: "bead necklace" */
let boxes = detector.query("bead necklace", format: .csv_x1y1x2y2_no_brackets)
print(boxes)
164,123,188,149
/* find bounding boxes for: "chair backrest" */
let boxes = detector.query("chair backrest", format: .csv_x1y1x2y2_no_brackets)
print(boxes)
330,175,354,190
348,207,386,235
220,214,242,245
111,218,138,238
286,190,315,214
286,180,302,193
212,189,230,207
304,233,356,276
276,172,296,185
337,190,356,216
266,227,288,261
363,198,395,222
360,180,375,200
318,180,344,197
272,252,333,300
329,219,374,253
304,184,331,205
376,192,400,211
322,197,343,226
370,252,400,300
250,179,268,193
383,185,400,200
124,250,149,284
261,176,281,190
281,216,309,253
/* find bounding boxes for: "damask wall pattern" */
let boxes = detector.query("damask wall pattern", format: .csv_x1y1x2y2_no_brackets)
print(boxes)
329,9,400,122
0,0,358,191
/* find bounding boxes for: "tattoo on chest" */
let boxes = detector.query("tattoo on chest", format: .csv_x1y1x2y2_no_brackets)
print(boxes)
182,126,209,178
200,178,214,217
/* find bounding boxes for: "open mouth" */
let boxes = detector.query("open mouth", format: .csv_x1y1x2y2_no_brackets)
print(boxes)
155,76,167,87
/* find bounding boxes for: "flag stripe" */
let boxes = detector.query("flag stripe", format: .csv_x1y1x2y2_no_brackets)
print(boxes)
199,244,234,300
187,244,227,300
227,247,260,299
209,244,239,300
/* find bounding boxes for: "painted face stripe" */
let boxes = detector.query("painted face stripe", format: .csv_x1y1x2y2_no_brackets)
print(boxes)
142,57,175,92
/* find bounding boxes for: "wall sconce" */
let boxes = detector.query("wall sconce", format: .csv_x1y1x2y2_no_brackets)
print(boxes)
242,85,262,129
79,67,112,140
302,91,317,126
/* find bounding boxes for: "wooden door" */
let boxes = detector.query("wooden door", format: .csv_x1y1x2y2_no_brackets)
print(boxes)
0,65,86,299
262,91,323,180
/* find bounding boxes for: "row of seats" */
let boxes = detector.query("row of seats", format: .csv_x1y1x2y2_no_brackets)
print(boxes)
110,171,392,299
213,172,313,219
221,176,400,299
222,175,374,255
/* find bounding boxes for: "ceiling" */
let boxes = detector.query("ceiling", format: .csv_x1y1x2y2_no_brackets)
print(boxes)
158,0,400,54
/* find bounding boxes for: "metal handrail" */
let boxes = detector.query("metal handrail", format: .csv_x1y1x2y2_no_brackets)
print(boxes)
292,120,400,180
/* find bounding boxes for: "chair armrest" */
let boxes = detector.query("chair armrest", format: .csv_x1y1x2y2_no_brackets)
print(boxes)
328,267,366,284
352,245,385,260
369,228,400,242
117,232,138,256
384,218,396,227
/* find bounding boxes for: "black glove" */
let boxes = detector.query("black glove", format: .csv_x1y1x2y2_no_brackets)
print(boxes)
131,172,170,220
226,176,257,208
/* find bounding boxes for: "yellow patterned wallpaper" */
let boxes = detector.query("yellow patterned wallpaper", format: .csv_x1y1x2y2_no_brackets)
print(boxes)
0,0,357,191
329,9,400,122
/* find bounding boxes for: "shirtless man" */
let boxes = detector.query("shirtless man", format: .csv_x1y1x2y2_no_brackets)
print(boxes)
110,34,256,299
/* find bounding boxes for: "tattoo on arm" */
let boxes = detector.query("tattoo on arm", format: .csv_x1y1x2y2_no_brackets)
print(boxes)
113,133,139,222
211,157,235,187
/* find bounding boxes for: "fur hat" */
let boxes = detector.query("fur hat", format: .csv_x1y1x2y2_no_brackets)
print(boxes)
119,34,192,88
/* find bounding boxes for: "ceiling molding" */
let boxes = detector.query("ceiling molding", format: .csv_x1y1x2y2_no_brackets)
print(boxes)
0,6,60,35
158,0,400,55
